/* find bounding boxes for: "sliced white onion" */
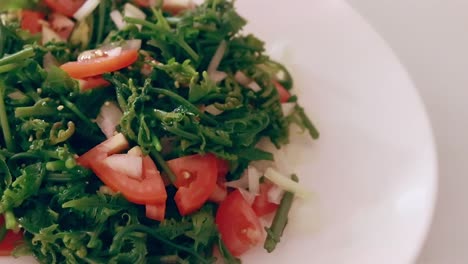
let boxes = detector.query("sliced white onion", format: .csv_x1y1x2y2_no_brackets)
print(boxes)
267,185,285,205
42,25,63,44
123,39,142,50
73,0,100,21
124,3,146,20
208,70,227,84
43,52,59,71
207,40,227,74
234,71,251,86
238,188,255,206
264,168,310,199
225,170,249,189
248,166,261,195
281,102,296,116
110,10,125,30
124,3,146,30
247,81,262,92
103,154,143,180
204,104,223,116
96,101,123,139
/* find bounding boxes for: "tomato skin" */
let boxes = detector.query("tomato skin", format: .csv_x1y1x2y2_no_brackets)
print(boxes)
252,183,279,217
216,158,229,178
20,10,45,34
0,216,23,256
167,154,218,216
91,155,167,205
273,81,291,103
145,203,166,221
77,133,129,168
133,0,193,14
44,0,86,17
60,49,139,79
209,158,228,203
79,76,111,92
216,190,263,256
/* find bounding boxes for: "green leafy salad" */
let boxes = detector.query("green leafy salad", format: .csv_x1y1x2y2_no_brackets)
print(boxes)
0,0,319,263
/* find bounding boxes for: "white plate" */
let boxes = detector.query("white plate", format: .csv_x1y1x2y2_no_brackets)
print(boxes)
1,0,437,263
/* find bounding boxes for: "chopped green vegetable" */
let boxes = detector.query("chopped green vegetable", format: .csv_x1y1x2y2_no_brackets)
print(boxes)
0,0,319,262
264,174,299,252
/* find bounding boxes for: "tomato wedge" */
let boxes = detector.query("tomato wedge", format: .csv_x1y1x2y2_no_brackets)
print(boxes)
60,49,139,79
273,81,291,103
216,158,229,178
145,203,166,221
252,182,279,217
77,133,129,168
167,154,218,215
44,0,86,17
216,189,263,256
92,155,167,205
0,216,23,256
133,0,193,14
20,10,45,34
209,158,229,203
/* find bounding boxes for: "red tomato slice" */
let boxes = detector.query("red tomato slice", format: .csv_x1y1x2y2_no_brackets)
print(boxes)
216,189,263,256
21,10,45,34
44,0,86,17
162,0,195,14
78,76,111,92
91,155,167,205
167,154,218,215
252,182,279,217
145,203,166,221
0,216,22,256
77,133,129,168
132,0,152,7
216,158,229,178
132,0,193,14
49,13,75,40
60,49,139,79
273,81,291,103
209,158,228,203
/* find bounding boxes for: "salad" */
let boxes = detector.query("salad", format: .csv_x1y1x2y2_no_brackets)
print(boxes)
0,0,319,263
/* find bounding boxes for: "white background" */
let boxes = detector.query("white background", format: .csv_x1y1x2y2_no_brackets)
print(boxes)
348,0,468,263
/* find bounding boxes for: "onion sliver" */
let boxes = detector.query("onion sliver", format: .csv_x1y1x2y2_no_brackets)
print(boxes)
96,101,123,139
103,154,143,180
248,166,261,195
264,167,310,198
207,40,227,74
73,0,100,21
110,10,125,30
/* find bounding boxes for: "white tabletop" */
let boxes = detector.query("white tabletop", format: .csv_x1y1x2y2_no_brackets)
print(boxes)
348,0,468,263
